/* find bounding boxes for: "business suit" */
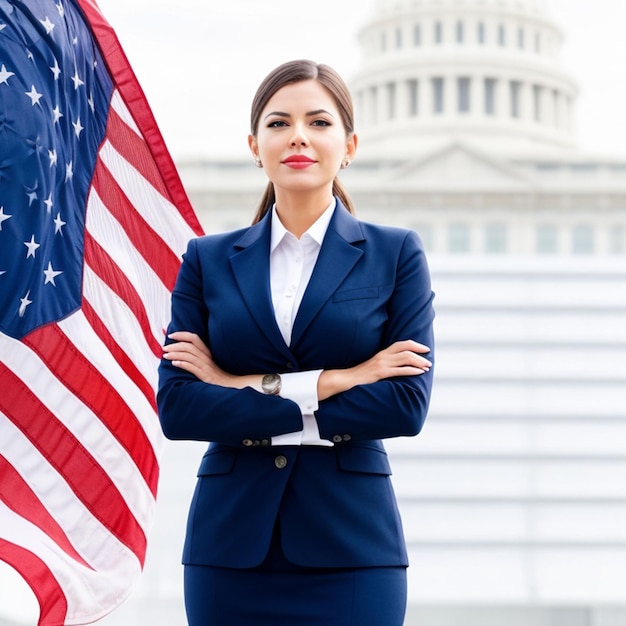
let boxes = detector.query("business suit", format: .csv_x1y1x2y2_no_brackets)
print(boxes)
157,199,435,622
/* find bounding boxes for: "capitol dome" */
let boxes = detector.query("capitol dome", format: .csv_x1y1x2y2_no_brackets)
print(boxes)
350,0,578,158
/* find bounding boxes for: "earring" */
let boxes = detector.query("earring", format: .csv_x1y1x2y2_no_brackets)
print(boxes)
254,157,263,168
340,160,350,170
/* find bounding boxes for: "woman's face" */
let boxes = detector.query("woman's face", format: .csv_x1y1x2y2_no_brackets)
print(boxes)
249,79,356,199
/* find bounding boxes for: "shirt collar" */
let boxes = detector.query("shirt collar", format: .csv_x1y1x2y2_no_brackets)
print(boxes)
270,198,336,252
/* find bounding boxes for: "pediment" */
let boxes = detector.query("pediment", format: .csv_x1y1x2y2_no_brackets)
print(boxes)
383,142,532,190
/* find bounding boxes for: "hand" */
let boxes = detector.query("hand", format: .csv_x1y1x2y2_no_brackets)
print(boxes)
318,340,431,401
162,331,233,386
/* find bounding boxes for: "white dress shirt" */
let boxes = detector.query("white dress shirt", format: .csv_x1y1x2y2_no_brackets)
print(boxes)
267,200,336,447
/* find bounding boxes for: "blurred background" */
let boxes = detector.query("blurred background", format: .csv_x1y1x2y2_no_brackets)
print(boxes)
1,1,625,624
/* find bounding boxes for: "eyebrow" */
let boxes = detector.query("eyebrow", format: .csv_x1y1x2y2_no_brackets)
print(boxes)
263,109,335,121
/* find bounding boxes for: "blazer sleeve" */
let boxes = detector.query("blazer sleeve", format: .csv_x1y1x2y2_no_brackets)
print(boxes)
315,229,435,441
156,238,304,445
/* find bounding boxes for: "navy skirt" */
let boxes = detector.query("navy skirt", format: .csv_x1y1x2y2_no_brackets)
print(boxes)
184,521,407,625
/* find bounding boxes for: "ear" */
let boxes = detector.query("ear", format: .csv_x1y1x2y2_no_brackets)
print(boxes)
345,132,358,161
248,134,258,160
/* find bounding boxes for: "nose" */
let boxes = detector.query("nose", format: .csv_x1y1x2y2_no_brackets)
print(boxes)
289,123,309,147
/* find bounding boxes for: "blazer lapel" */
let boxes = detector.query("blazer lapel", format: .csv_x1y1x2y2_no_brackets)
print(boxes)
229,213,291,355
290,202,364,348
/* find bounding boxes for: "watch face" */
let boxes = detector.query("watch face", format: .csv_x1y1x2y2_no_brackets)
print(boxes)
262,373,281,395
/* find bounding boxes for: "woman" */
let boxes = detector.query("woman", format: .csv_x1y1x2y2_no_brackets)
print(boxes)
158,59,435,625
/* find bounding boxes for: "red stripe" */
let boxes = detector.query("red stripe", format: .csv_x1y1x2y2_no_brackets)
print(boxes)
82,298,157,412
0,363,147,564
104,106,169,198
91,156,181,290
0,455,92,569
22,325,159,498
0,540,68,626
75,0,203,236
84,231,162,358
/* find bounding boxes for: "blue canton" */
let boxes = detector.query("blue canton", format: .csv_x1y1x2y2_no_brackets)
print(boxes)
0,0,113,339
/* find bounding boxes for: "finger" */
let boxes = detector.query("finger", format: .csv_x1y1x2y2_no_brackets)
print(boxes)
167,332,211,356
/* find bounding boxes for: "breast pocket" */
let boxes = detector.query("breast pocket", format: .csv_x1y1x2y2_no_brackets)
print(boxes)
332,286,380,303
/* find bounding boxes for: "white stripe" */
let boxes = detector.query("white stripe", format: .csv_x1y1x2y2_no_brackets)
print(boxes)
85,186,171,346
57,309,164,453
0,499,140,626
0,332,156,532
82,264,163,392
99,139,196,256
0,416,140,574
110,89,141,135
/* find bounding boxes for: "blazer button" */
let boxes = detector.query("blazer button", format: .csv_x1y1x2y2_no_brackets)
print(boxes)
332,435,343,443
343,434,352,441
261,439,270,446
274,455,288,469
242,439,254,447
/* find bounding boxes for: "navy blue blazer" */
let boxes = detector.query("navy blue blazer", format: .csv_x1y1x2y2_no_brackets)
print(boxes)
157,199,435,569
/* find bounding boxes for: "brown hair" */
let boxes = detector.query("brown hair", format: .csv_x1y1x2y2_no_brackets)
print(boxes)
249,60,356,224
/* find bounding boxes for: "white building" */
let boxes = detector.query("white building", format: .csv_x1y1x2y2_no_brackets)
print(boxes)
2,1,625,625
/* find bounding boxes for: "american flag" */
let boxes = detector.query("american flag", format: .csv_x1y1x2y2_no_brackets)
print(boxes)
0,0,203,624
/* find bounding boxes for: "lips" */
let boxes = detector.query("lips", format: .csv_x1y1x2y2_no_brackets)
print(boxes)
282,155,316,169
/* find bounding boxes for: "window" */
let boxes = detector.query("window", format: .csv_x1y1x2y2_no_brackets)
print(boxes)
533,85,542,122
396,27,403,49
484,78,496,115
518,27,525,49
448,223,471,253
435,21,443,44
386,82,396,120
477,21,486,44
485,223,507,253
609,226,626,254
432,77,445,114
458,77,471,113
414,24,421,46
369,86,378,124
498,23,506,46
456,20,464,44
510,80,521,118
407,79,419,116
536,224,557,254
572,225,594,254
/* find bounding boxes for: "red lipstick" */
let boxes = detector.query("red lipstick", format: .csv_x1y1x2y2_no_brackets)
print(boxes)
282,155,316,169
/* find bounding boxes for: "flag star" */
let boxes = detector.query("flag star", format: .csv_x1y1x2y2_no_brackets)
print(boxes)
56,2,64,18
52,104,63,124
54,212,66,234
24,235,40,258
0,64,14,85
49,149,58,167
26,85,43,106
26,48,34,61
72,116,84,138
0,23,6,32
40,16,55,34
43,261,63,285
88,93,95,112
0,206,12,229
71,68,84,89
44,194,54,213
50,58,61,80
65,161,73,181
19,290,32,317
26,190,38,206
0,270,5,276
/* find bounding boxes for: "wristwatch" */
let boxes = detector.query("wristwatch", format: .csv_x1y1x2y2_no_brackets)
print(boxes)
261,373,282,395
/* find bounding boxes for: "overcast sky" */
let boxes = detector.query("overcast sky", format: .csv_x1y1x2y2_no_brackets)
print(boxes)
96,0,626,160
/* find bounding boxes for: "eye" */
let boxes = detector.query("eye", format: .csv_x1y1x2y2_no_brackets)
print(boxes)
311,119,331,127
267,120,288,128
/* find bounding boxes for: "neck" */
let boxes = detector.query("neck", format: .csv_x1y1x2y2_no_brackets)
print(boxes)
274,188,334,238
